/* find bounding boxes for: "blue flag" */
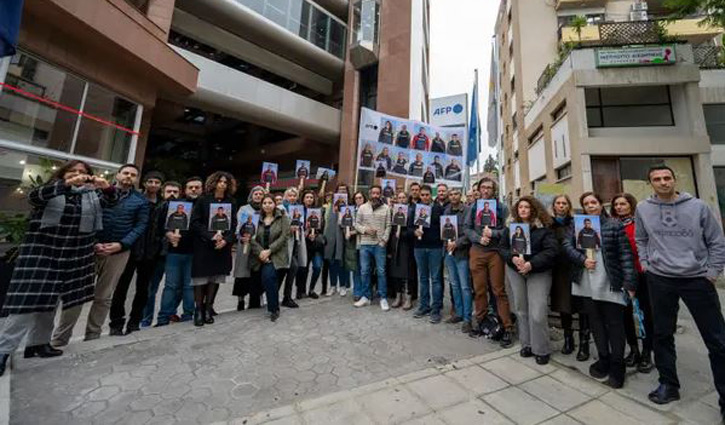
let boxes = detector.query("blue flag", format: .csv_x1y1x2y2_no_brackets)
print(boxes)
1,0,25,58
467,72,480,167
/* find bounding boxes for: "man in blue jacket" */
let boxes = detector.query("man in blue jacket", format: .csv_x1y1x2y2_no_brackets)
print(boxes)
411,185,445,323
635,165,725,421
52,164,149,346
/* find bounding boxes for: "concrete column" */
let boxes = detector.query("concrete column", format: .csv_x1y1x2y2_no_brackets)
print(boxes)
146,0,176,35
693,152,721,220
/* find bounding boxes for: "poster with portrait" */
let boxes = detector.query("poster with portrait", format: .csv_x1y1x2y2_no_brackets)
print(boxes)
166,201,192,231
208,203,232,232
476,199,498,227
440,215,458,241
414,204,432,228
392,203,409,227
509,223,531,256
575,215,602,250
296,160,311,180
238,211,260,237
261,162,278,184
333,193,348,207
357,108,467,186
288,205,305,228
339,205,355,228
316,167,336,182
381,179,396,199
306,208,322,231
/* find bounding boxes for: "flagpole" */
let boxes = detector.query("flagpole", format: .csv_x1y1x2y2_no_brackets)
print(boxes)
474,69,481,179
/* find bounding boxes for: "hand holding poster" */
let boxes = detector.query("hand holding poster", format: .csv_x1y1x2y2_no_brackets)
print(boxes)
392,203,408,227
296,160,311,187
239,211,260,254
510,223,531,256
575,215,602,250
306,208,322,237
317,167,336,182
441,215,458,256
333,193,348,208
414,204,432,240
166,201,192,247
209,204,232,241
476,199,498,227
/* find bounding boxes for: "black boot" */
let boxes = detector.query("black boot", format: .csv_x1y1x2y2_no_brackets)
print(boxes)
237,298,245,312
577,331,590,362
204,305,214,324
638,348,654,373
281,298,299,308
0,354,8,376
606,361,625,389
23,345,38,358
194,305,204,327
625,345,641,368
33,344,63,358
209,306,218,317
561,330,575,355
589,356,610,379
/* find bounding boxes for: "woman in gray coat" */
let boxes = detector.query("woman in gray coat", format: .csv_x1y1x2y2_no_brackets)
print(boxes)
324,184,352,296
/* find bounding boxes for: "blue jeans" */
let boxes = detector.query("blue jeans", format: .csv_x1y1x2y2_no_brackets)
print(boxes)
414,248,444,314
360,244,387,299
329,259,350,289
445,255,472,322
298,252,324,293
261,263,280,313
141,260,166,324
157,254,193,324
353,251,364,298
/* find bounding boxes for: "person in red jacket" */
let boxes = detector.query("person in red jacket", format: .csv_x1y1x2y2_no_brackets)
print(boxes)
611,192,654,374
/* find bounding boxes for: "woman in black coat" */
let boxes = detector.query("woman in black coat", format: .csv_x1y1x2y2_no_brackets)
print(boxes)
0,160,115,375
387,191,416,309
550,195,590,360
190,172,237,326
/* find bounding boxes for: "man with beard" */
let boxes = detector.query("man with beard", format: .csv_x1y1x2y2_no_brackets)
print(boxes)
423,167,436,184
376,147,393,170
210,206,231,231
432,156,444,179
431,132,446,153
353,186,391,310
410,185,445,323
577,218,601,250
445,158,462,181
155,177,204,325
409,153,425,177
396,124,411,148
436,184,449,208
360,144,374,168
447,134,463,156
393,152,408,175
232,186,268,311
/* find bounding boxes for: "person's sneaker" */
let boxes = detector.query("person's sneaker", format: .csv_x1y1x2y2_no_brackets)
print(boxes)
154,321,169,328
353,296,361,302
429,313,442,324
140,320,152,328
325,287,336,297
413,308,431,318
500,330,513,348
270,311,280,322
169,314,181,322
281,298,299,308
589,359,610,380
461,321,473,334
340,287,348,297
446,315,463,324
535,354,550,365
648,384,680,405
380,299,390,311
308,292,319,299
354,297,371,307
108,328,123,337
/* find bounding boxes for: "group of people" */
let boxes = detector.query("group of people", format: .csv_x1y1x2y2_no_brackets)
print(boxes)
0,160,723,422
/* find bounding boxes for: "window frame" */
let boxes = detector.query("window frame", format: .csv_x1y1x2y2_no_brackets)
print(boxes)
585,86,675,128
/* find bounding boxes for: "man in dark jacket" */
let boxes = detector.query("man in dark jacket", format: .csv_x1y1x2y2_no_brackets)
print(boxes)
409,153,425,177
410,185,445,323
444,188,473,332
52,164,149,346
109,171,165,335
577,218,601,249
465,177,513,347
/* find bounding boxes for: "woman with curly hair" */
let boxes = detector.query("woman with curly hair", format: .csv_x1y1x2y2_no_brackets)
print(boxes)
190,171,237,326
500,196,558,365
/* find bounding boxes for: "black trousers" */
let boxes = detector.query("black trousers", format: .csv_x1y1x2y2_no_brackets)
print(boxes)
648,272,725,413
584,297,626,379
624,272,654,351
233,270,262,307
110,257,155,330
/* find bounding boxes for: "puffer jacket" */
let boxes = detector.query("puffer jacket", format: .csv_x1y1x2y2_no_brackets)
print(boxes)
131,198,163,261
563,214,636,292
97,187,149,250
499,218,558,273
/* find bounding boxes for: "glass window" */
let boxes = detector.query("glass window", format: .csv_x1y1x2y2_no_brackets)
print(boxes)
585,86,674,128
264,0,289,28
714,167,725,224
310,7,330,51
704,104,725,144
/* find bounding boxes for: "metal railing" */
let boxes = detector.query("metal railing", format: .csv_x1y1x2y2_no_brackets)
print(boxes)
694,45,725,69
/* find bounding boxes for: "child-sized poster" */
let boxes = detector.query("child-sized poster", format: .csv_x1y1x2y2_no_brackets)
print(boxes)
392,203,408,227
339,206,355,227
306,208,322,230
441,215,458,241
575,215,602,250
261,162,278,184
381,179,396,199
414,204,432,228
238,211,260,237
166,201,192,231
288,205,305,228
296,160,311,179
208,203,232,232
476,199,498,227
510,223,531,256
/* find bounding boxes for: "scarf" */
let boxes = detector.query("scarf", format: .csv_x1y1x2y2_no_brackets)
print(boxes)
619,216,634,226
41,185,103,233
554,216,567,225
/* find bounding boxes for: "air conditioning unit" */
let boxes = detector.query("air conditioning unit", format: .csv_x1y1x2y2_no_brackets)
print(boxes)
632,1,648,11
630,10,649,21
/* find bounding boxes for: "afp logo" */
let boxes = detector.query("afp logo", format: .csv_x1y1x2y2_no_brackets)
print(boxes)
433,103,464,116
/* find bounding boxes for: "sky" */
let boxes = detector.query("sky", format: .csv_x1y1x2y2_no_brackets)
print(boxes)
429,0,500,166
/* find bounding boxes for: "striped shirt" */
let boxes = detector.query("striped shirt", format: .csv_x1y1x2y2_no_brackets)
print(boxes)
354,202,391,246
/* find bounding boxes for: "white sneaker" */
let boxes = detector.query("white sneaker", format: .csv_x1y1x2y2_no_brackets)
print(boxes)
340,287,348,297
325,286,335,297
354,297,371,307
380,299,390,311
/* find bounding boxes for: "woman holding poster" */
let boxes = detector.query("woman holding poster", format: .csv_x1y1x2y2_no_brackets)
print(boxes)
387,192,415,309
500,196,558,366
562,192,636,389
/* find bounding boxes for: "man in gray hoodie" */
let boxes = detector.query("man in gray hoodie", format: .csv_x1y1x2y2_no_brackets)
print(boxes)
635,165,725,420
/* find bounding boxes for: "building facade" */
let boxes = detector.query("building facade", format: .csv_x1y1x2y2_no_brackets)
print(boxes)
489,0,725,219
0,0,429,212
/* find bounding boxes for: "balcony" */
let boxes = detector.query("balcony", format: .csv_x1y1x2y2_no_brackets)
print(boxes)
556,0,606,10
560,18,723,46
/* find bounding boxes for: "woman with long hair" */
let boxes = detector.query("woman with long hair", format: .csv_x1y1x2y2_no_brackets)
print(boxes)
550,194,591,360
388,191,416,309
190,171,237,326
500,196,558,365
610,192,654,373
0,160,115,374
323,183,351,297
250,194,289,322
563,191,636,388
351,190,367,302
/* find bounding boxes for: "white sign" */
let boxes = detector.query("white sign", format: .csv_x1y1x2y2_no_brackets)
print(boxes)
596,45,676,68
430,94,468,127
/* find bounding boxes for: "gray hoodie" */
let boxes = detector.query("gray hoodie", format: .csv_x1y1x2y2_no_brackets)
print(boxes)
634,192,725,279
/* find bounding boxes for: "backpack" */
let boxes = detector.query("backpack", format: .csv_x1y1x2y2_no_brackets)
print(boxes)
478,315,504,341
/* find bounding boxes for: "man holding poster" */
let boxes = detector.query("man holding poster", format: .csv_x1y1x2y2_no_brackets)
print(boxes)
353,185,391,310
443,188,472,332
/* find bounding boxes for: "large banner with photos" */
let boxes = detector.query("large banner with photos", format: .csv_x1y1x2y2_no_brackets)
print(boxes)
356,107,468,187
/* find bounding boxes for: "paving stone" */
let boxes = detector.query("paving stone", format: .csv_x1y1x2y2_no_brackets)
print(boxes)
355,386,432,424
405,375,469,410
444,365,509,396
400,414,448,425
599,392,678,424
538,414,582,425
483,386,559,425
301,398,373,425
519,375,591,411
672,400,724,425
549,368,609,398
437,399,513,425
569,400,642,425
480,356,542,385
